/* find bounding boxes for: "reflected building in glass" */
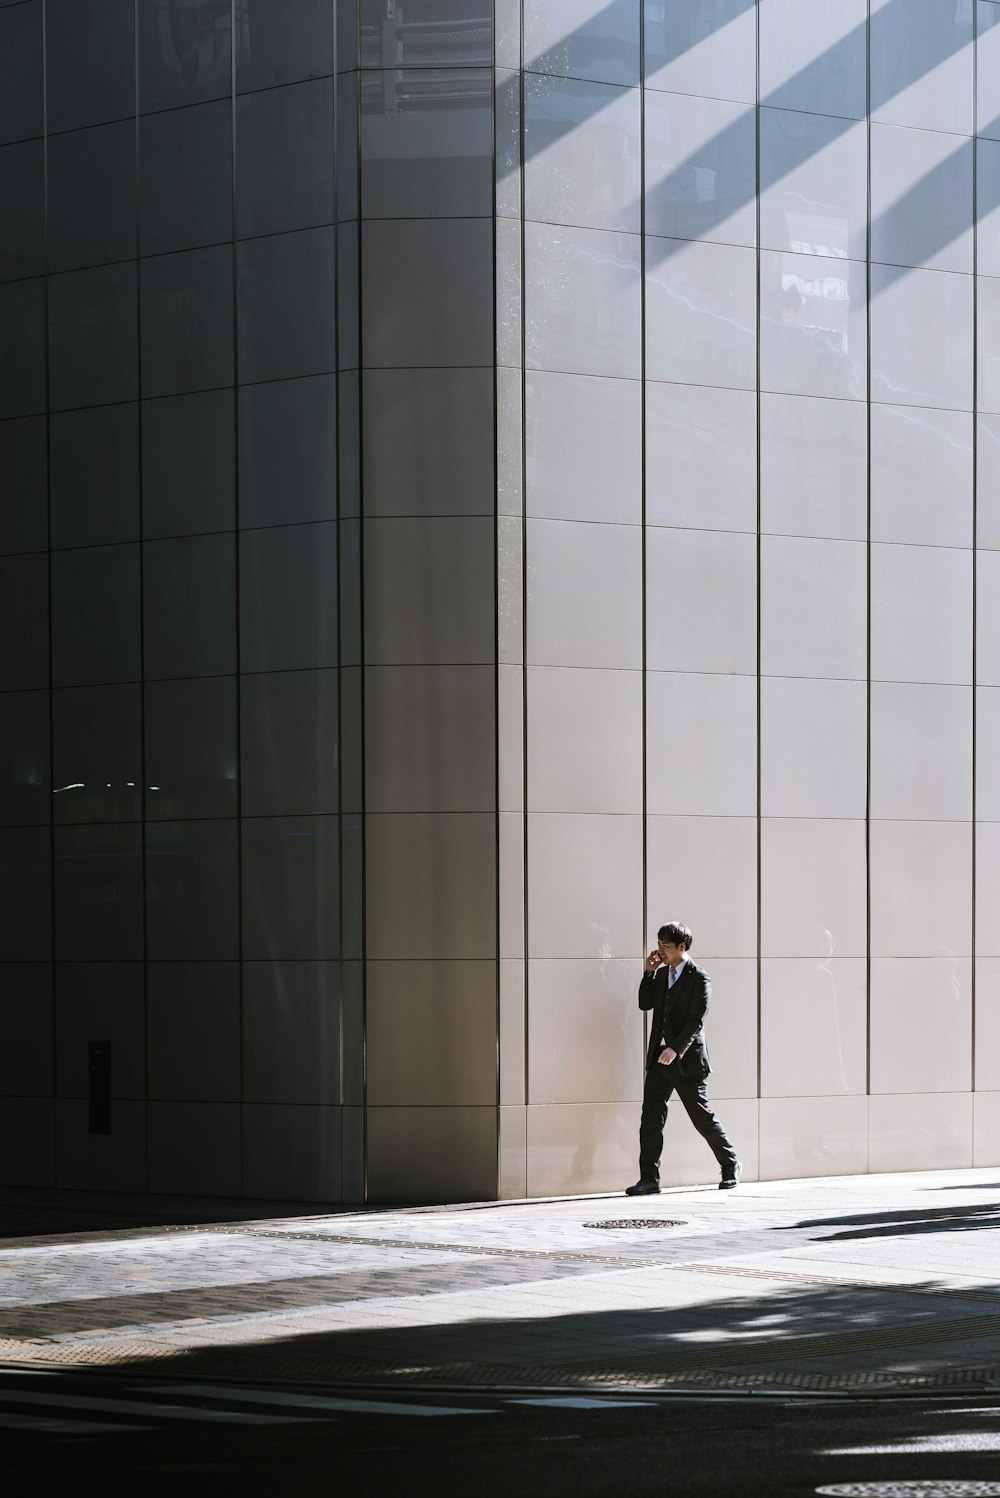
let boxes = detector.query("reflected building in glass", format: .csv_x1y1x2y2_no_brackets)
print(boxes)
0,0,998,1202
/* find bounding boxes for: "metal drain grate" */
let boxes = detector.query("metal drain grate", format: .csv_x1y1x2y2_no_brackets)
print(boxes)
584,1219,687,1230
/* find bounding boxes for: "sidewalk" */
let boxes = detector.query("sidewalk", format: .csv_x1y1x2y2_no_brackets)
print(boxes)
2,1169,999,1394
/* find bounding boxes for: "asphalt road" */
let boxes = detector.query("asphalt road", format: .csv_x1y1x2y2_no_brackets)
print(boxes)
5,1366,1000,1497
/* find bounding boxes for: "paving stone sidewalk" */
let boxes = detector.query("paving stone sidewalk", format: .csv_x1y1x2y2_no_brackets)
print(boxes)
1,1168,999,1392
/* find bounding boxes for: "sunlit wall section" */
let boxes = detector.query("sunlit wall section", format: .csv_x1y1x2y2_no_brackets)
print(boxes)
518,2,646,1197
357,2,500,1202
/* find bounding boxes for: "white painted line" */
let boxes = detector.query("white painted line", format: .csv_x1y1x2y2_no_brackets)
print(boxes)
512,1397,657,1410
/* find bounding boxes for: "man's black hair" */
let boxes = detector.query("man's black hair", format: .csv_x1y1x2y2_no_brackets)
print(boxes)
658,921,693,951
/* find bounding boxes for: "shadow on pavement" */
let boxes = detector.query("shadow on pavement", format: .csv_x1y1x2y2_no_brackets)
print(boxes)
782,1203,1000,1242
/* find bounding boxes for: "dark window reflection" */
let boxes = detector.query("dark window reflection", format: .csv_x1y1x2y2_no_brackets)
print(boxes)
242,960,340,1104
0,138,44,282
235,0,334,93
142,388,235,538
0,691,50,827
241,815,339,960
140,100,232,256
51,683,142,825
239,521,337,673
146,819,239,960
50,403,140,549
141,245,234,398
143,532,236,680
48,120,136,273
0,278,45,418
236,78,334,239
0,2,43,147
360,68,492,218
53,822,143,961
0,415,47,555
0,963,53,1097
240,668,338,817
145,675,237,820
48,262,138,411
147,962,241,1102
51,544,140,687
0,552,48,691
359,0,491,68
54,962,145,1098
237,226,335,383
0,826,52,960
238,374,336,528
46,0,135,134
139,0,232,113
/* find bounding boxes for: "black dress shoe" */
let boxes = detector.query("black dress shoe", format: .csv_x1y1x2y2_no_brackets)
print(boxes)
719,1160,743,1190
625,1180,660,1196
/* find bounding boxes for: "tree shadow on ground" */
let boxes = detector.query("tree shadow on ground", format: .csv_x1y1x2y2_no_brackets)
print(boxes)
782,1202,1000,1242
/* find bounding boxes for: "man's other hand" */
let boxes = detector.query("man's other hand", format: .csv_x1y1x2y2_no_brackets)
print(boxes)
658,1047,677,1066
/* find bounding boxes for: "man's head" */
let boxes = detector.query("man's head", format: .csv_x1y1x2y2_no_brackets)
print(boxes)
657,921,693,967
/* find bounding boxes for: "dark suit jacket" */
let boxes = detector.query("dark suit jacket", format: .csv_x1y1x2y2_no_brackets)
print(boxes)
638,960,712,1080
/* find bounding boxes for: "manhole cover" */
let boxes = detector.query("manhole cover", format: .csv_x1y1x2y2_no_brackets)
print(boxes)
817,1486,1000,1496
584,1219,687,1230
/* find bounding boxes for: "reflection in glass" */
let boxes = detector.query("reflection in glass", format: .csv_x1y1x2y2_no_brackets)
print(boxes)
361,68,492,218
236,78,334,239
145,675,237,821
139,0,232,112
52,683,142,825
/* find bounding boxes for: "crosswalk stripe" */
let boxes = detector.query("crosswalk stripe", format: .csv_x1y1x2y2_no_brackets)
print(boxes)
0,1389,302,1425
151,1385,496,1418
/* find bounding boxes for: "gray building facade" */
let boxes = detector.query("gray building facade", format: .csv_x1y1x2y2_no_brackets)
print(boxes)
1,0,999,1204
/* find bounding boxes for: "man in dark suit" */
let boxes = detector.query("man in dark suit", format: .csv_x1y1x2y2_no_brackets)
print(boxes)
625,920,742,1196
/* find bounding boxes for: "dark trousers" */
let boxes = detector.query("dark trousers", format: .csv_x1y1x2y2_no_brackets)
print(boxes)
639,1063,739,1183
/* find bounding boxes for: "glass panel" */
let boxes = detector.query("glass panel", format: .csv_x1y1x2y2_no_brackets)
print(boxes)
54,962,145,1098
521,0,636,85
240,669,338,816
51,683,142,824
236,226,335,384
0,552,48,690
142,388,235,538
242,960,340,1104
51,544,140,687
0,826,51,959
241,814,339,959
140,99,232,256
145,674,237,820
139,0,232,112
53,823,143,960
238,374,336,528
235,0,335,91
0,138,44,281
239,521,338,672
46,0,135,134
0,415,47,554
48,262,138,411
360,0,491,69
143,532,237,679
363,218,492,368
140,244,234,398
0,691,49,827
50,403,139,549
145,819,239,959
644,91,756,247
524,73,641,234
147,961,241,1102
236,78,334,239
644,0,756,102
48,120,136,272
0,2,42,147
0,278,44,418
361,68,492,219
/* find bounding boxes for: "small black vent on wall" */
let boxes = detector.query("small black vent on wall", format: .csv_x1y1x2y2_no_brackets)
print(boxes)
88,1042,112,1135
